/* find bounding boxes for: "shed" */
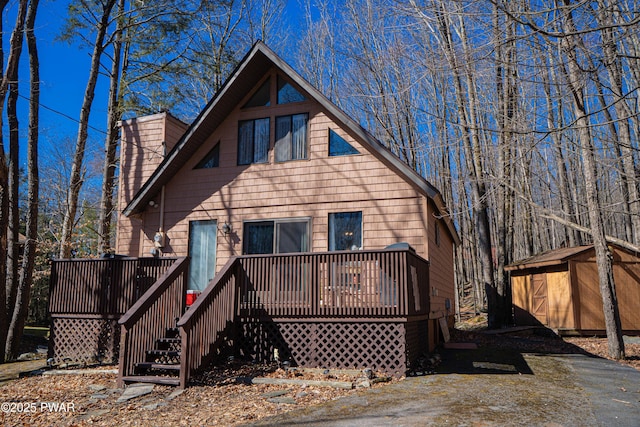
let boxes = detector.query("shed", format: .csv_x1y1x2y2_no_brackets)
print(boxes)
505,245,640,335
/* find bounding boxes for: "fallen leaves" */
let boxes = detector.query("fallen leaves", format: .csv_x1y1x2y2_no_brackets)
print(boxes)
0,361,392,427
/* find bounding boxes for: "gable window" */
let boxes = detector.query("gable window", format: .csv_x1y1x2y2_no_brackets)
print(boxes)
195,142,220,169
244,78,271,108
244,218,310,255
277,75,306,104
329,129,359,156
275,113,308,162
329,211,362,251
238,118,270,165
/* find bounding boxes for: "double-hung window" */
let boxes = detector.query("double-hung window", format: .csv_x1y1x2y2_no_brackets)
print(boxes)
275,113,308,162
238,118,270,165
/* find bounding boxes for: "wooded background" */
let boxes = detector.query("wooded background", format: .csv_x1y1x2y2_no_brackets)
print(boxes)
1,0,638,361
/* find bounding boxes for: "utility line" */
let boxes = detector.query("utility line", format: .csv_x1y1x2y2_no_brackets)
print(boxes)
18,93,108,135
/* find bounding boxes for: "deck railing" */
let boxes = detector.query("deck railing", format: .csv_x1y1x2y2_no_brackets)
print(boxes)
178,249,429,386
117,257,189,383
50,257,177,316
48,257,177,365
238,249,430,318
177,258,240,388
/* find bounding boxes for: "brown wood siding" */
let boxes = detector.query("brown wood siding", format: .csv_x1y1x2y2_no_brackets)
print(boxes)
116,113,187,256
511,273,533,325
574,261,604,330
116,71,456,301
546,271,573,329
426,199,455,317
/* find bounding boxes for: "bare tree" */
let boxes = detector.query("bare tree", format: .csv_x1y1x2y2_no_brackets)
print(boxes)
59,0,118,259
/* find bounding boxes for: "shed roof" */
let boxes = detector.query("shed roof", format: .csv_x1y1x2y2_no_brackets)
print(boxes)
504,246,594,271
121,41,460,245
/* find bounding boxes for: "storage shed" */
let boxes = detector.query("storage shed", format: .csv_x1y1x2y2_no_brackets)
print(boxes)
505,245,640,335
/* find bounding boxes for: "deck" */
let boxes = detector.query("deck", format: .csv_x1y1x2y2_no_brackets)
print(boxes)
49,249,434,387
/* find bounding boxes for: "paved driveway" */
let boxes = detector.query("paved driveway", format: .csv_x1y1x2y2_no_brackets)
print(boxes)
244,346,640,426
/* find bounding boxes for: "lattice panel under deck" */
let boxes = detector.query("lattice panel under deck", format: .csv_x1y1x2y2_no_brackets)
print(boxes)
49,317,119,365
238,320,407,377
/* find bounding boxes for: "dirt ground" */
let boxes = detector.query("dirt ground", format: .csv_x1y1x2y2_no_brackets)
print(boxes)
1,320,639,426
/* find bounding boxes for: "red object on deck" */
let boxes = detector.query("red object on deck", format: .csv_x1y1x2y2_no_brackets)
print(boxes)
186,291,200,306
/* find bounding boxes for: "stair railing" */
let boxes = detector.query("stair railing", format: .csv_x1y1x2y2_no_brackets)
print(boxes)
117,257,189,386
177,257,240,388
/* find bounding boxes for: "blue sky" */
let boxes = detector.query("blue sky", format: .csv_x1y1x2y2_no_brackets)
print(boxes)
13,0,307,173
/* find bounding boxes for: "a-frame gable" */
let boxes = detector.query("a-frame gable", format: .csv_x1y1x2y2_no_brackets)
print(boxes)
122,41,460,245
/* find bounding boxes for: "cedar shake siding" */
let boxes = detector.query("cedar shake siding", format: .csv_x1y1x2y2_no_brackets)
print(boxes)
115,42,458,320
116,113,187,255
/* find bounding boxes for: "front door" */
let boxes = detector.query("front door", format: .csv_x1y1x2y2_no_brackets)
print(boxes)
188,220,217,291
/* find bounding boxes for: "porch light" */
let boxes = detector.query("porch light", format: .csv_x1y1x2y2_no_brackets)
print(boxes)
221,222,232,235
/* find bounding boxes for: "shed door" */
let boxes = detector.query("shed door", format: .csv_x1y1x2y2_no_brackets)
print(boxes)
531,274,548,325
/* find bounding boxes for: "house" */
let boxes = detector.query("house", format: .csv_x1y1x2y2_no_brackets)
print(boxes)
506,244,640,334
49,41,459,387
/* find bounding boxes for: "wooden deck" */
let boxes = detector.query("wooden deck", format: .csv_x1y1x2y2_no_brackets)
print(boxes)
49,249,432,387
48,257,177,365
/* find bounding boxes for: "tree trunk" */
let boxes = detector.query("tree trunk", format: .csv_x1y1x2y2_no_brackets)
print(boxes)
558,0,624,359
2,0,28,362
98,0,125,254
59,0,117,258
0,0,10,363
6,0,39,360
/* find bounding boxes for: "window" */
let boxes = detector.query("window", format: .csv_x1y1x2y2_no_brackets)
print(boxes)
195,142,220,169
329,129,359,156
244,78,271,108
188,220,217,291
277,76,306,104
329,211,362,251
275,114,308,161
238,118,270,165
244,218,310,255
435,220,441,246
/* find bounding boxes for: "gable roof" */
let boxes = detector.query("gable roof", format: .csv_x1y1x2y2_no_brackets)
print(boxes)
504,245,595,271
122,41,460,245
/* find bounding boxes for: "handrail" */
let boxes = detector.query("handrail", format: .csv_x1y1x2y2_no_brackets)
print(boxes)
119,257,188,327
177,257,239,388
117,257,189,386
175,249,430,387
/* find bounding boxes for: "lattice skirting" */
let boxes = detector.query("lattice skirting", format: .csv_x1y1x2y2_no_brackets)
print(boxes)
49,317,120,365
238,320,426,377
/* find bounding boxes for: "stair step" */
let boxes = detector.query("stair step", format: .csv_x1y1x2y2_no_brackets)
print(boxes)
157,337,181,344
121,375,180,386
135,362,181,372
155,337,181,351
146,349,180,357
165,327,179,338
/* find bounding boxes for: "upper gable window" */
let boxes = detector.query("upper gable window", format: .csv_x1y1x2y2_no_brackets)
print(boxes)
275,113,308,162
194,142,220,169
277,75,306,104
238,118,270,165
329,129,359,156
244,78,271,108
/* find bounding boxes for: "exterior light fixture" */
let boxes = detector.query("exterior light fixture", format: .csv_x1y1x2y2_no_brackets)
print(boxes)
221,222,232,235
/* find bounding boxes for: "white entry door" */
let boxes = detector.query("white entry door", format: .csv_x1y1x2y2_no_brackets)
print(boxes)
188,220,217,291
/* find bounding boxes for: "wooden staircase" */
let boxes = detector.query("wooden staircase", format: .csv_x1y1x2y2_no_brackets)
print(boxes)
120,327,182,386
